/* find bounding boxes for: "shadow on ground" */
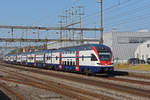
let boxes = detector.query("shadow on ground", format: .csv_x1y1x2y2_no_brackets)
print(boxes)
0,90,12,100
96,71,129,78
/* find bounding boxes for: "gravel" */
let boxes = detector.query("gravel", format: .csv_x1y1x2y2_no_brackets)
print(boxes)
1,64,150,100
115,76,150,82
0,76,73,100
15,69,150,100
115,69,150,74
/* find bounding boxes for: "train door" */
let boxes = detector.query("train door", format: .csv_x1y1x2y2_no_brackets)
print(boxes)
21,56,22,64
59,52,62,70
43,53,46,67
51,51,52,64
76,51,80,71
34,54,36,67
26,55,28,65
16,56,17,64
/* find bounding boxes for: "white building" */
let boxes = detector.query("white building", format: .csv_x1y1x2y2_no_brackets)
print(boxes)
112,31,150,63
103,32,112,47
135,40,150,61
47,30,150,63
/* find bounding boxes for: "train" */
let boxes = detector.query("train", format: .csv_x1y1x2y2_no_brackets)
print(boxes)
3,44,114,75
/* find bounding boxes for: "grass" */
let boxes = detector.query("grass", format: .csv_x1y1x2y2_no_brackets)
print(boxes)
114,64,150,71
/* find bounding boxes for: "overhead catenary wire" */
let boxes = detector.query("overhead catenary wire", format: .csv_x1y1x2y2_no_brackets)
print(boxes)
104,1,150,24
82,0,149,32
104,4,150,24
74,0,134,23
103,2,150,31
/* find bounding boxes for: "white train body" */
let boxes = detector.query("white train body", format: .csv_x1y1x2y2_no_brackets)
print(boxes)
4,44,114,73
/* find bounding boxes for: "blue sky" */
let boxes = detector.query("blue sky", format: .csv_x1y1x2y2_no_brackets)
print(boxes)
0,0,150,53
0,0,150,43
0,0,149,32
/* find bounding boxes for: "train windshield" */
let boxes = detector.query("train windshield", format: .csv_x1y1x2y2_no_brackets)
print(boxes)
98,52,111,61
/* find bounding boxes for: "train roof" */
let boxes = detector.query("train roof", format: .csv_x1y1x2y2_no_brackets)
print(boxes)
59,44,110,51
5,44,110,56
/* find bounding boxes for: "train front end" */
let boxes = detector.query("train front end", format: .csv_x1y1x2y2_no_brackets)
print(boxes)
92,45,114,73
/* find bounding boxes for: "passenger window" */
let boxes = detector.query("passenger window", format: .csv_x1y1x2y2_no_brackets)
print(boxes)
70,61,72,66
91,54,98,61
56,56,58,60
82,55,84,61
73,62,75,66
67,61,69,66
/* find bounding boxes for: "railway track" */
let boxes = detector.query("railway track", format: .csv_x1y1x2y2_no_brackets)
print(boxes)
115,69,150,80
0,82,25,100
1,63,150,100
0,64,115,100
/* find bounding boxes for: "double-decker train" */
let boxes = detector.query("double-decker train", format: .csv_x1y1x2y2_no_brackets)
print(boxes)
3,44,114,74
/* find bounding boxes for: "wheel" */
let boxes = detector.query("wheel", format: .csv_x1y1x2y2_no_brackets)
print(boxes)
85,69,92,76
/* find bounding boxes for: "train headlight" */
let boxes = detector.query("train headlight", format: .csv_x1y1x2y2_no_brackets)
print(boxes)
97,63,102,65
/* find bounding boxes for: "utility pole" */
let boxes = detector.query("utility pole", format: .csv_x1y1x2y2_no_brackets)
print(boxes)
58,16,63,41
78,6,84,43
65,10,68,40
37,28,40,40
72,6,76,40
11,28,13,39
59,15,67,40
45,30,48,49
97,0,104,44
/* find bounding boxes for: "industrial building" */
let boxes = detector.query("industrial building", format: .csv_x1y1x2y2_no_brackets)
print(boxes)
135,40,150,61
47,30,150,63
112,31,150,63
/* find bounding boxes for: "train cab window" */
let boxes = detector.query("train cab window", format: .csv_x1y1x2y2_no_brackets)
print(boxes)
91,54,98,61
65,61,66,66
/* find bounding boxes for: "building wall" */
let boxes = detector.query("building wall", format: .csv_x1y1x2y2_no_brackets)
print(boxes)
112,32,150,62
103,32,112,47
135,40,150,61
47,31,150,63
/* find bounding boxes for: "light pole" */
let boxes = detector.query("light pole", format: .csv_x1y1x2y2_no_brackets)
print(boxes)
97,0,103,44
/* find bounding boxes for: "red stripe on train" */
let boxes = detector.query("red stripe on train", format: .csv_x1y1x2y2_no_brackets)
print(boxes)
92,46,112,66
76,51,80,71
